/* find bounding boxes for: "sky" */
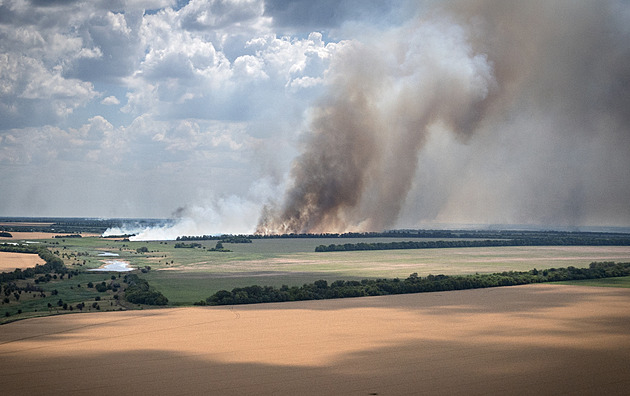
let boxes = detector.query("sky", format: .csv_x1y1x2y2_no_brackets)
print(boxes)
1,0,629,236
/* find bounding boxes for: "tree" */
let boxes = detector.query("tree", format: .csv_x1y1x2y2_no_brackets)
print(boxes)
314,280,328,289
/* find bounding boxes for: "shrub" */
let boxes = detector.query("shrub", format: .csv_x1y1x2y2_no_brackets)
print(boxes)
124,274,168,305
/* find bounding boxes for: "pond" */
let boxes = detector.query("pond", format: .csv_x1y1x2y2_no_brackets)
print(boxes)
89,260,134,272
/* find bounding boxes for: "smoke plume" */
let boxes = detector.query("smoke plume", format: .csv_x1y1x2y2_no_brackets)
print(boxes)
257,0,630,234
103,178,278,240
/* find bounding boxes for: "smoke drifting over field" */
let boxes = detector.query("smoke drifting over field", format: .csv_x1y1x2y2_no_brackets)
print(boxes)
257,0,630,234
110,195,266,241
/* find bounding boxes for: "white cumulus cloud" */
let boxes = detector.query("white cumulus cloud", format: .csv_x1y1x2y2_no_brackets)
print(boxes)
101,96,121,105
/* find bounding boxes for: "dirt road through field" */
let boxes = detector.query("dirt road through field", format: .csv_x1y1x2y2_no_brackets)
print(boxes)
1,284,629,395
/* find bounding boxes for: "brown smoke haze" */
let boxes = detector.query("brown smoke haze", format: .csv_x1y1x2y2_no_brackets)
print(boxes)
257,0,630,234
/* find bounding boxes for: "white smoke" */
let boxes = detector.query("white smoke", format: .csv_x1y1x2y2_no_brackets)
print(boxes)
104,179,280,240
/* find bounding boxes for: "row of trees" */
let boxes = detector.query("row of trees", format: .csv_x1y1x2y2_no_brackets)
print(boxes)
315,235,630,252
173,241,231,251
174,242,202,248
0,217,173,234
199,262,630,306
252,229,630,240
176,235,252,243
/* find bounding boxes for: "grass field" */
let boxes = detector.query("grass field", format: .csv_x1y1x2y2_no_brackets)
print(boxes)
2,284,629,395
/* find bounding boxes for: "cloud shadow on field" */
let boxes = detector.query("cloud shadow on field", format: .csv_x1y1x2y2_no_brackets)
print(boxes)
2,329,630,396
2,285,630,395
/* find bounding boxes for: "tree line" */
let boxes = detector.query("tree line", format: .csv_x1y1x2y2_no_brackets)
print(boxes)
198,262,630,306
176,235,252,243
255,229,630,239
174,241,231,251
174,242,202,248
315,236,630,252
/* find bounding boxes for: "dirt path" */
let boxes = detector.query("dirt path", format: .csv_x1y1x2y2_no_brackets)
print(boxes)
1,284,629,395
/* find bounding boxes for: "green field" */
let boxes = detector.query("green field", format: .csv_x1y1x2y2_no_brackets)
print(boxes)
35,236,630,304
3,235,630,318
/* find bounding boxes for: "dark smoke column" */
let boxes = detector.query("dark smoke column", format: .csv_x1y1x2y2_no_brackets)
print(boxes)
256,18,496,235
257,43,384,234
257,0,630,234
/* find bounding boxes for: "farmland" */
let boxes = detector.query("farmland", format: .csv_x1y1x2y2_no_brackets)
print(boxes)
2,221,630,394
1,226,630,316
1,284,630,395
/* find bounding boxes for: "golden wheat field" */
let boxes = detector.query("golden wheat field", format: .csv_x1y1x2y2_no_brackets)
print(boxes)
0,231,101,240
0,252,45,271
1,283,629,395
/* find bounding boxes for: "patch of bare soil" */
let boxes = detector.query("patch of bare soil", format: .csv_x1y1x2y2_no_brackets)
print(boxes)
0,252,45,271
1,284,629,395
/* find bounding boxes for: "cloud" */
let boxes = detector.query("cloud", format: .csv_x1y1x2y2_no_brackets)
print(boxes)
65,10,145,83
101,96,121,105
264,0,408,31
122,10,344,124
0,53,98,128
179,0,265,31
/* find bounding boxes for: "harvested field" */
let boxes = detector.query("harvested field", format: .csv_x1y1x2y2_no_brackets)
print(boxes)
0,252,44,271
1,284,629,395
0,231,100,240
0,231,56,240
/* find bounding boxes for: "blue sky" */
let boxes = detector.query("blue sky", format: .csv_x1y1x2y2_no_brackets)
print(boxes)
1,0,629,235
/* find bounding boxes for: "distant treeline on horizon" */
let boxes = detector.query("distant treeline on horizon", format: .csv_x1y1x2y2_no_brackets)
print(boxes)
314,235,630,252
174,230,630,253
0,217,172,235
2,216,630,241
